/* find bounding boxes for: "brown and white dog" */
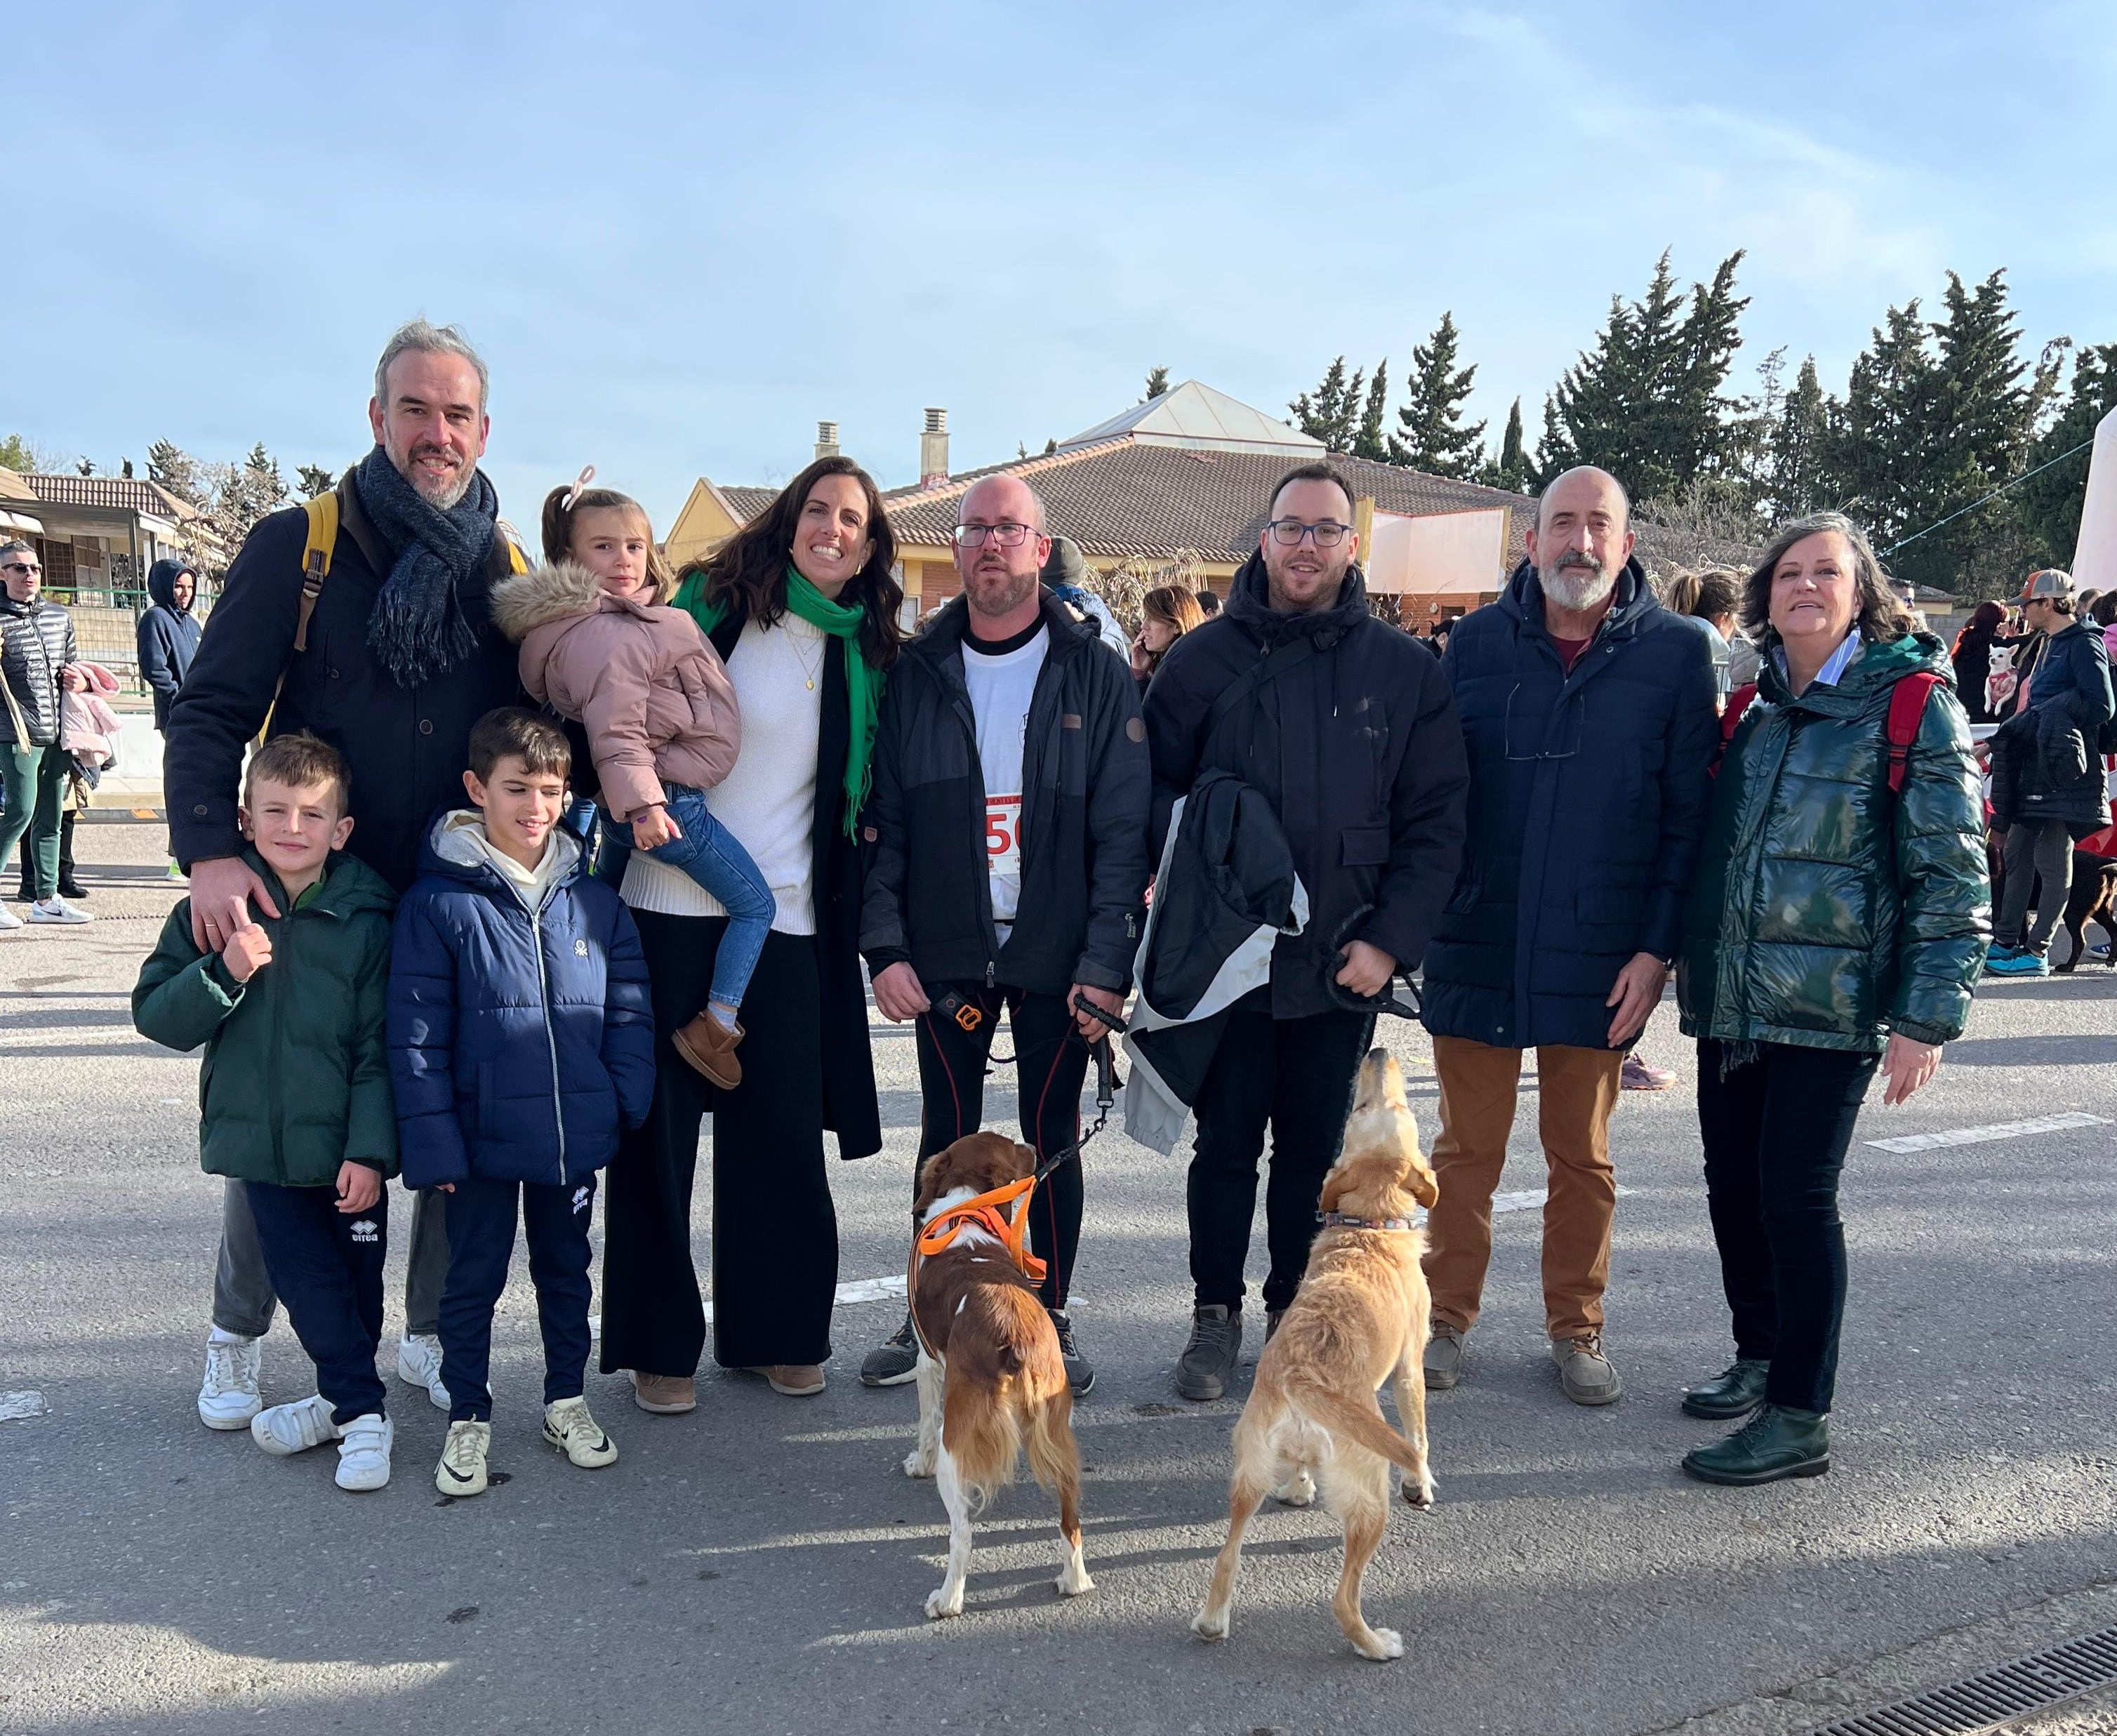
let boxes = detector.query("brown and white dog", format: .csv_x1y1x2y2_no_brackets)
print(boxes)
901,1132,1094,1619
1193,1048,1440,1661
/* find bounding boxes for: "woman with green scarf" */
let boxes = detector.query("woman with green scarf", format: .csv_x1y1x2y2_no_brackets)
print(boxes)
597,456,903,1410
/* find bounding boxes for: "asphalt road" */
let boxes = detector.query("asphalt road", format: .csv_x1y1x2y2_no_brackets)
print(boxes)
5,824,2116,1736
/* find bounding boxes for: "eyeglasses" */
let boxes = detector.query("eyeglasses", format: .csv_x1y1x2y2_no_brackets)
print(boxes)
1267,519,1351,548
2,561,41,577
952,522,1036,549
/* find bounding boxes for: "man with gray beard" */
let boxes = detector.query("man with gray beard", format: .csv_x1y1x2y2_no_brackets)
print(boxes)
1416,466,1718,1407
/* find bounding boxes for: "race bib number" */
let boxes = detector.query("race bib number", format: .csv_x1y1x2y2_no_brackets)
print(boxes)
985,793,1022,875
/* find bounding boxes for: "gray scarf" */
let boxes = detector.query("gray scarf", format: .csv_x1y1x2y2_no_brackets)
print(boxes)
353,444,499,690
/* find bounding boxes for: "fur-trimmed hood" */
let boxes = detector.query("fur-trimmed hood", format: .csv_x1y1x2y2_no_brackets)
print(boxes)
490,559,663,643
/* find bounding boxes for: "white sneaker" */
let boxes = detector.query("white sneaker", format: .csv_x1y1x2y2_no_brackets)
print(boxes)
436,1419,491,1497
28,896,92,925
335,1413,392,1491
396,1333,450,1410
251,1394,340,1456
543,1396,618,1469
0,906,22,932
197,1334,263,1429
166,860,187,882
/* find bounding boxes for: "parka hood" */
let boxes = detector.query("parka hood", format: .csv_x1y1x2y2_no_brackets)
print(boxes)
147,557,199,614
418,806,584,896
489,559,651,643
909,585,1099,668
1755,629,1952,715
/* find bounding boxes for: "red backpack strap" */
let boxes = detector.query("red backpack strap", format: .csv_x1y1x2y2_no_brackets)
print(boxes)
1885,672,1945,794
1721,682,1757,746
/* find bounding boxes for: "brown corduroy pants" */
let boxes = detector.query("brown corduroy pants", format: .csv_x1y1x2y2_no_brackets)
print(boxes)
1422,1035,1624,1343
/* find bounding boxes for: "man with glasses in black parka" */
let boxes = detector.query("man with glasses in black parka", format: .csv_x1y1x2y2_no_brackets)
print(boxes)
1142,463,1468,1401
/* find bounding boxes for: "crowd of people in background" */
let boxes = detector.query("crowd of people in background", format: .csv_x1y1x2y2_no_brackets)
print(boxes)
16,314,2084,1504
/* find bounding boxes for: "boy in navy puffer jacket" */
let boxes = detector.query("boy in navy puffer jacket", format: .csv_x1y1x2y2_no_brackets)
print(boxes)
388,707,656,1497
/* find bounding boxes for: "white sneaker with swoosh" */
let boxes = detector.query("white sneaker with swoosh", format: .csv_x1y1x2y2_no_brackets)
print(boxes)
436,1419,491,1497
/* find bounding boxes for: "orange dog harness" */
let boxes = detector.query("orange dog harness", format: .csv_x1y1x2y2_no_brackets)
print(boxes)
914,1176,1047,1283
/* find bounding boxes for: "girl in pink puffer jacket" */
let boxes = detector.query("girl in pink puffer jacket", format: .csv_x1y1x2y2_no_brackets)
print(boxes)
490,479,772,1089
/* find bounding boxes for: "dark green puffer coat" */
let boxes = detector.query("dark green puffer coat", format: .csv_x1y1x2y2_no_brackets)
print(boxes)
1677,631,1989,1053
133,847,399,1184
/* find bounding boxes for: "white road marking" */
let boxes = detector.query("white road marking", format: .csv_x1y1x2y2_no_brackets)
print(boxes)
0,1390,48,1423
691,1272,912,1327
1866,1111,2114,1153
1494,1185,1636,1214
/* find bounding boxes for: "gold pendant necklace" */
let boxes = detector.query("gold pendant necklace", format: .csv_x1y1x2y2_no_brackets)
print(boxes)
794,627,825,691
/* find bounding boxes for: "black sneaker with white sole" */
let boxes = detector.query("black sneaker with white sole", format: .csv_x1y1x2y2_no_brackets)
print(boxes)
1048,1311,1094,1397
860,1313,922,1387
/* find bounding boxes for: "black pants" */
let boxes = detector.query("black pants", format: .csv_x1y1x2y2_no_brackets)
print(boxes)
911,983,1087,1311
599,916,838,1376
439,1174,597,1423
213,1179,449,1340
243,1180,387,1426
1187,1006,1376,1314
1696,1039,1879,1414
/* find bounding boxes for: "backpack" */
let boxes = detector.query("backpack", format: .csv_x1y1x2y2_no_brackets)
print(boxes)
1719,671,1944,795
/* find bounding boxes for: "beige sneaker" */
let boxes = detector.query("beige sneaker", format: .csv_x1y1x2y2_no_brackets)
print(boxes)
747,1364,824,1397
1553,1334,1623,1406
1424,1325,1466,1390
630,1372,697,1414
543,1396,618,1468
435,1419,491,1497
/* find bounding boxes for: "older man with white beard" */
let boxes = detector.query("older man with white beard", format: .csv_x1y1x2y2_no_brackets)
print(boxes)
1416,466,1718,1407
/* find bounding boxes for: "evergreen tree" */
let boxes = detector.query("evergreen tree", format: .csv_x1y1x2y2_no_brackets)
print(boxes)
1289,356,1366,451
1769,356,1831,517
211,444,289,548
1478,398,1529,493
1141,366,1170,403
1387,312,1485,477
1353,359,1390,461
147,439,210,510
1824,300,1944,559
0,434,36,472
1532,250,1750,502
296,463,338,501
2017,343,2117,567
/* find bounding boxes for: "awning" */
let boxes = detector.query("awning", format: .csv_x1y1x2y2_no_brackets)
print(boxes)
0,508,44,534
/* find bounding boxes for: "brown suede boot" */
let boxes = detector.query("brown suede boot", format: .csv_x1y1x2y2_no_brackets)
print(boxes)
630,1372,697,1414
672,1012,743,1088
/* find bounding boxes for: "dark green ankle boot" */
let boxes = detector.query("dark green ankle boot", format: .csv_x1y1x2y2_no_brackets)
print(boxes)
1682,1403,1829,1485
1681,1358,1770,1419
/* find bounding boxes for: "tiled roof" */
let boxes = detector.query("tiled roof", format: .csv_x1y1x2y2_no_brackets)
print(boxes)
20,473,199,521
879,440,1537,567
720,486,781,522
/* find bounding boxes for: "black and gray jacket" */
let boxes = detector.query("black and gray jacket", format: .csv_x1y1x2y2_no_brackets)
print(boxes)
0,595,76,748
860,589,1151,998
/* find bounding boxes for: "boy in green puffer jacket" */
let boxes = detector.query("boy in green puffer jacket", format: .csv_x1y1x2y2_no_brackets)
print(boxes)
133,733,400,1492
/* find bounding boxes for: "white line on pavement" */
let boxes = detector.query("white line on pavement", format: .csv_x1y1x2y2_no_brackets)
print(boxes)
0,1390,48,1422
1865,1111,2114,1153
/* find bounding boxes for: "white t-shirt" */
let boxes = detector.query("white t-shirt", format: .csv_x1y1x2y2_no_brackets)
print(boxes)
621,614,823,935
960,625,1048,941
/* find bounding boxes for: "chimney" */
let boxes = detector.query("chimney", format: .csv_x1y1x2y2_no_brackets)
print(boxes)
814,420,840,461
920,408,950,489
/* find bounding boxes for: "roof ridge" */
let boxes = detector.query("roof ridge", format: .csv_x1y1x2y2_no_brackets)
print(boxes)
878,437,1132,508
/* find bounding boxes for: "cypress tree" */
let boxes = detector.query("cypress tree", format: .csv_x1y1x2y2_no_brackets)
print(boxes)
2017,343,2116,568
1289,357,1366,451
1479,399,1529,493
1353,360,1391,461
1386,312,1485,477
1141,366,1170,403
1769,356,1831,517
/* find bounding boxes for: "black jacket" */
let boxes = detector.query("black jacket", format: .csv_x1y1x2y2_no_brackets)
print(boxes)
0,595,75,748
164,470,525,894
1951,625,1999,725
1422,557,1718,1051
861,590,1150,997
1143,552,1468,1019
1989,619,2114,835
137,559,203,731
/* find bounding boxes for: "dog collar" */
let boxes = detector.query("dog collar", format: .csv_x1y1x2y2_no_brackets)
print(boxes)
1317,1210,1422,1232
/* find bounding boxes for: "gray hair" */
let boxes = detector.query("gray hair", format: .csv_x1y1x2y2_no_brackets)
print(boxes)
373,319,489,414
1739,511,1916,645
0,539,32,563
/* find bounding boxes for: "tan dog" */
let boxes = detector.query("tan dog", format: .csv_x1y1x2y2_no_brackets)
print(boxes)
901,1132,1094,1619
1193,1048,1440,1660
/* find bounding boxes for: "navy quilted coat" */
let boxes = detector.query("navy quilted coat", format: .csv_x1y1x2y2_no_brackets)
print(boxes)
1421,558,1719,1051
388,814,656,1189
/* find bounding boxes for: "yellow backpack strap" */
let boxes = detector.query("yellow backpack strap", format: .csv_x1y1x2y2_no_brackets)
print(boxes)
296,491,338,653
496,519,529,576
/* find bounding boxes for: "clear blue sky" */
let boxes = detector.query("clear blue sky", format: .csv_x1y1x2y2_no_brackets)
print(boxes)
8,1,2112,529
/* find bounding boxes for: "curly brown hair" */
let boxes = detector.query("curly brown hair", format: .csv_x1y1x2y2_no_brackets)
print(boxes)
1739,512,1917,646
682,456,902,671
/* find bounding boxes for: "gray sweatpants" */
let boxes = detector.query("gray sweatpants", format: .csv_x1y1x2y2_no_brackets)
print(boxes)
1998,819,2073,954
212,1179,451,1339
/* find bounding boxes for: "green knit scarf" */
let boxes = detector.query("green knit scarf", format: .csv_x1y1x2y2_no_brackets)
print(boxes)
672,564,882,837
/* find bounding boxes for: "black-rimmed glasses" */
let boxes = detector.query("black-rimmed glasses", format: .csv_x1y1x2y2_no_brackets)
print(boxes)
1267,519,1351,548
952,522,1036,549
1,561,41,578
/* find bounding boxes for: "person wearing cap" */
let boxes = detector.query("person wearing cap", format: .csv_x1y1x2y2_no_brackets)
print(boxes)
1986,568,2113,976
1040,535,1132,662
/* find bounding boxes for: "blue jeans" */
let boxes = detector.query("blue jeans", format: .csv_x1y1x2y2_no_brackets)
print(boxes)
602,784,773,1014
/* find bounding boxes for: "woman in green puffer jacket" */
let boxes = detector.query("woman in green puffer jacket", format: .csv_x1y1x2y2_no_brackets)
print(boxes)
1674,512,1989,1487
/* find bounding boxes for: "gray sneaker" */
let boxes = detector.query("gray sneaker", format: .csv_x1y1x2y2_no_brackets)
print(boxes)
1175,1305,1242,1401
859,1313,921,1387
1424,1325,1466,1390
1553,1334,1623,1406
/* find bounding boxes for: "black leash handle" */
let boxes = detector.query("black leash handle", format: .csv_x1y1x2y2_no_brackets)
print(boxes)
1033,1034,1120,1184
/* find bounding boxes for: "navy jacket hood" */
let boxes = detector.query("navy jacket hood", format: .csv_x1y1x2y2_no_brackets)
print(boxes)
147,558,197,614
